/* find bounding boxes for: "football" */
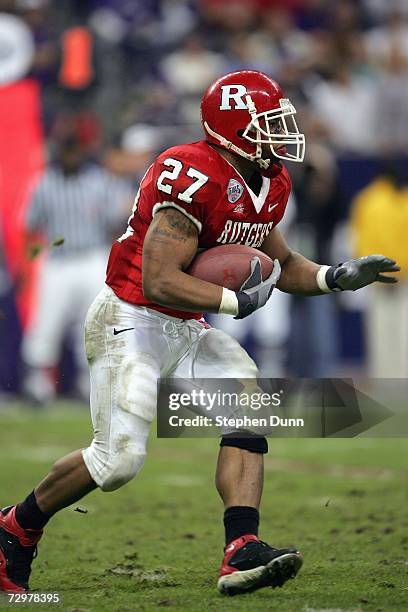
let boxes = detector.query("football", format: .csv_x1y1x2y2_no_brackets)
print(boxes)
186,244,274,291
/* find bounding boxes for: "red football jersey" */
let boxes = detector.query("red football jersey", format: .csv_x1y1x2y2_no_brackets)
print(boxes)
106,140,291,319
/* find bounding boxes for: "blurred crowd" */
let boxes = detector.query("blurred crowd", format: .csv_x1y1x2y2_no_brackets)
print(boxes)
0,0,407,402
2,0,408,151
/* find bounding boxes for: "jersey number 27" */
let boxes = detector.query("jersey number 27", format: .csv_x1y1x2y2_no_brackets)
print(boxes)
157,158,208,203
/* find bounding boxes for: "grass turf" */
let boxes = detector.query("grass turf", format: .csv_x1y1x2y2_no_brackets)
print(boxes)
0,403,407,612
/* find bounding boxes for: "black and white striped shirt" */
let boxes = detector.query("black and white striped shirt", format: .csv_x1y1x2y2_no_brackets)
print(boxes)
26,164,132,257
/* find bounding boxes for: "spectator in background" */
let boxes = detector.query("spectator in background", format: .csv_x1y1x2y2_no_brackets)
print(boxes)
245,7,317,80
89,0,161,87
128,80,182,128
16,0,100,130
365,7,408,65
376,46,408,154
350,161,408,377
22,135,132,404
198,0,257,43
160,33,224,123
223,32,272,74
365,8,408,154
362,0,408,22
308,61,377,154
104,123,161,183
158,0,198,46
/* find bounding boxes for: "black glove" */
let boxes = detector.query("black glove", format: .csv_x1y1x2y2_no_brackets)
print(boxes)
326,255,400,292
235,257,281,319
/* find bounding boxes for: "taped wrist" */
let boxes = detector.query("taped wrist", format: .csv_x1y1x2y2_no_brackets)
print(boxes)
218,288,239,316
316,265,343,293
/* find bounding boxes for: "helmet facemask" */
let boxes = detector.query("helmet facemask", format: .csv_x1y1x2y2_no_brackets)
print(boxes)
242,96,305,165
202,93,305,170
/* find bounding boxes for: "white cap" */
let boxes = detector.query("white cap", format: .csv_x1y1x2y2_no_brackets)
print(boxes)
121,124,160,153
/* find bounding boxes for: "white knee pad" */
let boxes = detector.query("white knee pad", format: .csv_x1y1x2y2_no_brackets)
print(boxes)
102,447,146,492
82,423,150,492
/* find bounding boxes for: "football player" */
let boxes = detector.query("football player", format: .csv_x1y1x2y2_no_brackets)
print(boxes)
0,71,400,596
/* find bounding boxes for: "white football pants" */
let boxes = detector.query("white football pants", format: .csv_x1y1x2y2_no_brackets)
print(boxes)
82,285,258,492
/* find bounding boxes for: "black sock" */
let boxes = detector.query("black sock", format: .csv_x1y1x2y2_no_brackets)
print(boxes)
223,506,259,545
15,491,51,531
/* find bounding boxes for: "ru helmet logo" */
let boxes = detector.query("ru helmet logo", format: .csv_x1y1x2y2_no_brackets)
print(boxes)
227,178,244,203
220,84,247,110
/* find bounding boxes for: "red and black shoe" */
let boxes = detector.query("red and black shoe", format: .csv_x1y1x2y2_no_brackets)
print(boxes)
0,506,42,593
218,534,303,596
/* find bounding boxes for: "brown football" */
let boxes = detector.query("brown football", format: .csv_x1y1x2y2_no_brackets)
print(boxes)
186,244,273,291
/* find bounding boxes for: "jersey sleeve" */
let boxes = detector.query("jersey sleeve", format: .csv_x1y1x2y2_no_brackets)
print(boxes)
150,147,220,233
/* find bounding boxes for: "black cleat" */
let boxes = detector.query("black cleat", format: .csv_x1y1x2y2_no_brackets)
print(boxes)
0,506,41,593
218,534,303,596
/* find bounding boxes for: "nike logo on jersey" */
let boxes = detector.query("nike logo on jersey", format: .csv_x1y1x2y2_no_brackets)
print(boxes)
268,202,279,212
113,327,135,335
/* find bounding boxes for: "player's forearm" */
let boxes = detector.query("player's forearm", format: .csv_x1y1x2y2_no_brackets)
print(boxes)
143,268,224,313
277,250,324,295
278,251,401,296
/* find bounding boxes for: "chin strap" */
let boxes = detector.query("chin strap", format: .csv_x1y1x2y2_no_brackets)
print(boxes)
256,157,271,170
203,120,271,171
245,95,265,168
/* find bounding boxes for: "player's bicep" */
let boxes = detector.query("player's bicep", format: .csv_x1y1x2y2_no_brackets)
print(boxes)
143,208,199,278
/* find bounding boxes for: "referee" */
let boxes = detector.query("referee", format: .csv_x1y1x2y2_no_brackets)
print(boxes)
22,136,133,403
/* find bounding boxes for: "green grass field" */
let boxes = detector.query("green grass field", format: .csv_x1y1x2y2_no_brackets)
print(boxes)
0,403,407,612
